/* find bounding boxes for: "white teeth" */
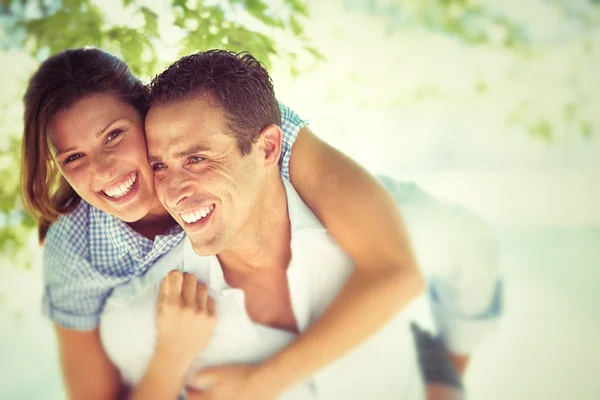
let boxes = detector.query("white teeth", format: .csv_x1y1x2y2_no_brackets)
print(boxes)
104,173,137,198
181,205,214,224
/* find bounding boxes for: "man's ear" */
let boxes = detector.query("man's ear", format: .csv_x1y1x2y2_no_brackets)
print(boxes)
257,124,283,168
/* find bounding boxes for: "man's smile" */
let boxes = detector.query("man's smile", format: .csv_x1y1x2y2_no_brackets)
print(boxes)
180,204,215,224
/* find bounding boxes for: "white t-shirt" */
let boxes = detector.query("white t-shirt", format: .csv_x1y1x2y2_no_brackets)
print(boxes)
100,179,424,399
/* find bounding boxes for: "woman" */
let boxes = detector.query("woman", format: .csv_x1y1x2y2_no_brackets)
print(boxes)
22,47,423,398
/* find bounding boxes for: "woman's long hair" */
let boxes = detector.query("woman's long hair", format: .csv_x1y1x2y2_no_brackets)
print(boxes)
21,48,148,242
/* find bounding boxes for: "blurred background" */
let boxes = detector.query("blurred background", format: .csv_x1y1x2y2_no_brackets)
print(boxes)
1,0,599,398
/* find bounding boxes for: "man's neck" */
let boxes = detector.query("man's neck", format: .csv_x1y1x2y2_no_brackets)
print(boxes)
217,176,292,278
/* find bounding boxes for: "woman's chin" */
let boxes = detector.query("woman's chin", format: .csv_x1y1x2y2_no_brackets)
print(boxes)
102,198,153,223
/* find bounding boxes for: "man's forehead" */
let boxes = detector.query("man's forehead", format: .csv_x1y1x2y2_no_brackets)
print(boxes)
149,98,226,132
146,124,237,163
148,132,211,155
149,94,222,119
145,95,231,157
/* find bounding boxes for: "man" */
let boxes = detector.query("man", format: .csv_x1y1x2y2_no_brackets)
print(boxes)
100,50,501,399
144,50,425,399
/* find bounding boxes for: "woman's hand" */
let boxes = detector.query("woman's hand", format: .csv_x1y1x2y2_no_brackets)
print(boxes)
130,270,217,400
155,269,217,369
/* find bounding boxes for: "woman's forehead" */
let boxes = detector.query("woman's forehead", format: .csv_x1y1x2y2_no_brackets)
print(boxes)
48,94,139,142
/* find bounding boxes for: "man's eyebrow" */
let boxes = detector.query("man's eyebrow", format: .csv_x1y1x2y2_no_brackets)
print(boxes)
147,144,212,163
173,144,212,159
148,155,162,163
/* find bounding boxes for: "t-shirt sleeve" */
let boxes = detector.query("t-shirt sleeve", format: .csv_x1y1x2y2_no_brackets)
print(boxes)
278,100,306,181
42,209,109,331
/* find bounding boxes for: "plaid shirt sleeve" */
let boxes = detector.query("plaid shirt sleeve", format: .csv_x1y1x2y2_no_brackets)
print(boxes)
42,204,108,331
278,101,306,181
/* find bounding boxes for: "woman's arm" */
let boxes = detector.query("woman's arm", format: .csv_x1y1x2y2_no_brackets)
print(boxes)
54,326,122,400
290,126,420,282
56,272,215,400
255,126,425,391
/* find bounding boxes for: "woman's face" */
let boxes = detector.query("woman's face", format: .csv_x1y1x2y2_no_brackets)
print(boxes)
49,93,159,222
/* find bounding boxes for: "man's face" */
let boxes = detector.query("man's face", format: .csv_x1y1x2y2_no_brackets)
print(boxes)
145,96,264,256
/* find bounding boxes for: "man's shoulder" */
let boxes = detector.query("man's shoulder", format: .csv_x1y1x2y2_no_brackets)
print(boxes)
281,178,352,270
282,179,325,233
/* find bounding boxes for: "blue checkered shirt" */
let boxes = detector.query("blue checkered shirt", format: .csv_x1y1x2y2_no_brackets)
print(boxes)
42,101,305,330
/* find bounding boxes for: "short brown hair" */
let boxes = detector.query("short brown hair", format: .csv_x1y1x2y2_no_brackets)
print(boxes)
21,47,148,242
148,50,281,155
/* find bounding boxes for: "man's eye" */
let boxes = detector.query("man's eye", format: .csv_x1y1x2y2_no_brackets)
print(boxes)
151,163,166,171
106,129,124,143
64,154,84,164
189,156,205,164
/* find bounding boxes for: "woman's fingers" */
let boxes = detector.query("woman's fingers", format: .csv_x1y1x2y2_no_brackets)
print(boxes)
167,270,184,304
160,270,213,317
155,270,217,370
206,294,216,317
159,269,184,307
182,272,198,307
195,281,209,312
158,272,169,304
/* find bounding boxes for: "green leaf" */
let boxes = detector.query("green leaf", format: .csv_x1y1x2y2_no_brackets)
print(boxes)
141,6,159,38
475,80,487,94
245,0,284,29
304,45,325,61
581,121,593,138
287,0,308,17
528,118,553,141
289,16,303,36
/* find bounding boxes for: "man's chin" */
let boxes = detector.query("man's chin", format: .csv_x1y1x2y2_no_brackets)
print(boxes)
189,236,221,256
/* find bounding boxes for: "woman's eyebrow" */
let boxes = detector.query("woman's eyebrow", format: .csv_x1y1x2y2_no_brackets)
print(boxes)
95,118,123,138
54,145,76,157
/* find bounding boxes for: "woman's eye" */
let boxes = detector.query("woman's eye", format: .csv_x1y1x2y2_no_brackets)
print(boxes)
106,129,124,143
64,154,83,164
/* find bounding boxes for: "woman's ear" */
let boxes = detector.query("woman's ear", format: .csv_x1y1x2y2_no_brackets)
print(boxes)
257,124,283,168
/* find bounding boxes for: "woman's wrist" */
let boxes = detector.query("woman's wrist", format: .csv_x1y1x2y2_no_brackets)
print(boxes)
153,343,195,380
251,353,304,397
250,360,288,396
131,352,188,400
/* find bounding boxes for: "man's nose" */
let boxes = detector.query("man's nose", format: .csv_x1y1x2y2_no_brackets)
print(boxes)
163,173,195,210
